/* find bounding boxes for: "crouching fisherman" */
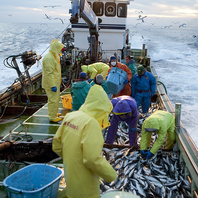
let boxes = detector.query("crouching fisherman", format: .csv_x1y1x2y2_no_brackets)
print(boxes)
140,110,176,159
53,85,117,198
105,96,139,146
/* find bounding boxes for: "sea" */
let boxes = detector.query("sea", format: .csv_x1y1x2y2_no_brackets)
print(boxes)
0,22,198,148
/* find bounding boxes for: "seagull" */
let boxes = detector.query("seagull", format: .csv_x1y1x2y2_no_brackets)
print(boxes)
54,18,64,24
44,5,61,8
137,16,147,22
45,14,52,20
179,23,186,28
135,10,143,13
164,25,172,28
8,14,12,17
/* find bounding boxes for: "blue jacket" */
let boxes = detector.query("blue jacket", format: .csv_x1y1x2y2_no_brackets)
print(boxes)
131,70,156,98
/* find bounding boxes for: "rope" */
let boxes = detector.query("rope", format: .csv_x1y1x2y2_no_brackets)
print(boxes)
41,23,71,56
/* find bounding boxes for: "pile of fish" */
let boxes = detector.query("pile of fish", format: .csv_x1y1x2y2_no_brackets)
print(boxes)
101,103,191,197
100,148,191,198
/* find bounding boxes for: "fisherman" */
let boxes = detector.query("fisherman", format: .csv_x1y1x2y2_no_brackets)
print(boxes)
70,72,91,111
131,65,156,114
105,96,139,146
107,56,132,97
90,74,108,94
140,110,176,159
81,62,109,82
42,39,65,122
53,85,117,198
125,55,137,77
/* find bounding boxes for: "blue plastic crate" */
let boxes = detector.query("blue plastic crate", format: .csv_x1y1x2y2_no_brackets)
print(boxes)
106,67,128,95
3,164,63,198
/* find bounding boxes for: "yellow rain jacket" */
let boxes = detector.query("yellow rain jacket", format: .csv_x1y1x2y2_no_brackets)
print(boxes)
140,110,175,154
81,62,109,79
42,39,64,120
53,85,117,198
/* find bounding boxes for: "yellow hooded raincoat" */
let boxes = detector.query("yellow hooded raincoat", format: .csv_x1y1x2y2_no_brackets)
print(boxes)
81,62,109,79
42,39,64,120
140,110,175,154
53,85,117,198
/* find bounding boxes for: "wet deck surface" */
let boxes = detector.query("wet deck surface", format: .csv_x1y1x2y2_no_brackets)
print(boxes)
2,89,71,141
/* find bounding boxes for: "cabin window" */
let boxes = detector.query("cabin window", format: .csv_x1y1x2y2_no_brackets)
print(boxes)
117,3,127,18
93,2,104,16
105,3,116,17
87,2,92,8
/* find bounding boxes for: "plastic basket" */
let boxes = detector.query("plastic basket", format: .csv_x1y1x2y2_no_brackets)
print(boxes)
3,164,63,198
106,67,127,95
61,94,72,109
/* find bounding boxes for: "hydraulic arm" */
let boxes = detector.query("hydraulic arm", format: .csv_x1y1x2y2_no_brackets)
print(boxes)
70,0,100,61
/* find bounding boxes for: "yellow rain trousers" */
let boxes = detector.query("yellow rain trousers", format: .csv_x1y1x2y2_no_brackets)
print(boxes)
140,110,175,154
42,39,64,121
53,85,117,198
81,62,109,79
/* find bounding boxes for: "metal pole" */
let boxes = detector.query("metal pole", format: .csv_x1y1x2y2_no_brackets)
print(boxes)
175,103,181,128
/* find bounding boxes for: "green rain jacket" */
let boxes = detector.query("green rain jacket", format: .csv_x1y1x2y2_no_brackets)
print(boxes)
90,79,108,94
140,110,175,154
53,85,117,198
81,62,109,79
126,60,137,77
71,80,91,111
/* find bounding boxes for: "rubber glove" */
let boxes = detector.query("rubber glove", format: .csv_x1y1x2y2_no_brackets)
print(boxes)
124,79,129,84
145,151,154,159
140,150,148,156
88,78,92,83
51,86,57,92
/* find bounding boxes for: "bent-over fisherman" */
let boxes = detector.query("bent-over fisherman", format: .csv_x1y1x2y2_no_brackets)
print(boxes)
105,95,139,146
81,62,109,82
70,72,91,111
53,85,117,198
140,110,176,159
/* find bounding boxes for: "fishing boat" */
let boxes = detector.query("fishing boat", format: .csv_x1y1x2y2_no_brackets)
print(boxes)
0,0,198,197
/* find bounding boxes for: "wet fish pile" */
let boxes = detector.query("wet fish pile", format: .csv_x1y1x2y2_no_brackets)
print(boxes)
100,148,192,198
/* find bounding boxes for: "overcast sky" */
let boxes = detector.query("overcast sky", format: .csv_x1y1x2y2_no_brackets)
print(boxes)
0,0,197,27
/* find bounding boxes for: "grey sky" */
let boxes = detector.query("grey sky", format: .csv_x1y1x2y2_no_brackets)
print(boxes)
0,0,197,27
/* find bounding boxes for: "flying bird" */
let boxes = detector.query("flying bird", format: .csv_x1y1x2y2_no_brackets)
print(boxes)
45,14,52,20
8,14,12,17
54,18,64,24
44,5,61,8
179,23,186,28
164,25,172,28
137,16,147,22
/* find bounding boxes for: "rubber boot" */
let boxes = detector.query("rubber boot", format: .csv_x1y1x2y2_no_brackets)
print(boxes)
50,117,63,123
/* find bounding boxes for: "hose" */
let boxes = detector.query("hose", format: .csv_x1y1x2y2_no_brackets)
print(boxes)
157,81,167,95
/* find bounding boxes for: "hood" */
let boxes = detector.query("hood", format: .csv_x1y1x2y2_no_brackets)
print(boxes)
81,65,88,73
112,99,131,114
79,85,113,130
129,59,135,64
144,117,159,130
72,81,88,88
49,39,64,55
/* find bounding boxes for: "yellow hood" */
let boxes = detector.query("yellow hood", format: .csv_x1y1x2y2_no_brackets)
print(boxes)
79,85,112,129
144,117,159,130
49,39,64,55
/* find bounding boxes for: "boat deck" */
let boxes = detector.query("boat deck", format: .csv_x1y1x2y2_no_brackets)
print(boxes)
1,89,71,142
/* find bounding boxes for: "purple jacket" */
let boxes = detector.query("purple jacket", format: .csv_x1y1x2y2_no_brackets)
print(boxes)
110,96,139,130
